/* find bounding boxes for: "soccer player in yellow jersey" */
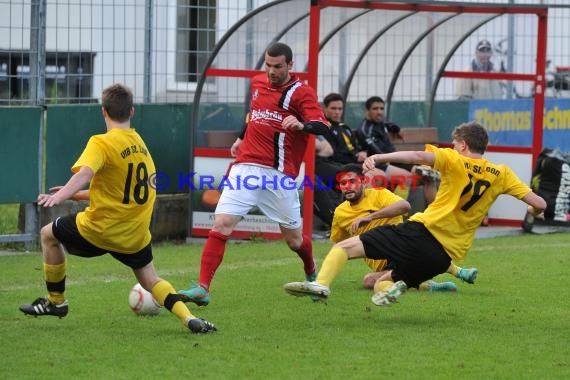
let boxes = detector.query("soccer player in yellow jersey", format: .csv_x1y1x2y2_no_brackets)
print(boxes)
20,83,216,333
284,121,546,305
330,164,474,294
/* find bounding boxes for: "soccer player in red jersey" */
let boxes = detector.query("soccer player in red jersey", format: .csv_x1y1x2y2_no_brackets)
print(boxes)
180,42,329,306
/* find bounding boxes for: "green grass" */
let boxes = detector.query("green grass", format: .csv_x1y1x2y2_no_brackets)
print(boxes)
0,204,19,234
0,203,26,251
1,234,569,379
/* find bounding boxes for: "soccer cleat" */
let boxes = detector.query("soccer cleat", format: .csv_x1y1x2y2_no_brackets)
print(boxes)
284,281,330,301
457,267,478,284
187,318,217,334
427,280,457,292
179,282,210,306
19,297,69,318
371,280,407,306
414,166,441,181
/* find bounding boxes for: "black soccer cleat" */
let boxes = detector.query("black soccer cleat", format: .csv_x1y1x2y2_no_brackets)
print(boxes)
187,317,217,334
20,297,69,318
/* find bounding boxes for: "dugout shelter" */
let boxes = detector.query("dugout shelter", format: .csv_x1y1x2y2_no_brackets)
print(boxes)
188,0,549,239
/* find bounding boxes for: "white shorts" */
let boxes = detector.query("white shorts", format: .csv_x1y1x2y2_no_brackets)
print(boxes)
215,164,302,229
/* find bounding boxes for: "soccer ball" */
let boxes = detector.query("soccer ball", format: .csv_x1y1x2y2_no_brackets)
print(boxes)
128,283,162,316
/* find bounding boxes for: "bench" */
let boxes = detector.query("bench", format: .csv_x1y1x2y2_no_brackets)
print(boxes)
391,127,439,151
205,130,240,148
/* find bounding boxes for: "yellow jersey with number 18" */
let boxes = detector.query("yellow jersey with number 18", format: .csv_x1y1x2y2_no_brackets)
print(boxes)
410,145,531,262
73,128,156,253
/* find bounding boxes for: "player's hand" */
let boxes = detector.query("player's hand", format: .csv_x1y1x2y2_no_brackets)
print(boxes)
363,155,378,173
282,115,304,131
230,138,242,157
37,193,60,208
350,216,370,234
528,205,545,219
48,186,89,201
355,151,368,162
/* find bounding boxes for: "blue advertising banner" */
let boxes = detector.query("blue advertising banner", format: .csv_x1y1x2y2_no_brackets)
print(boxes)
469,98,570,151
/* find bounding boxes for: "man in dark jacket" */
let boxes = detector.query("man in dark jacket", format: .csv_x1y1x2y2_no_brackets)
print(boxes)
321,93,368,165
356,96,438,204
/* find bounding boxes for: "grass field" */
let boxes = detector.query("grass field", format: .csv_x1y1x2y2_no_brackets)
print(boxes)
1,233,569,379
0,204,27,251
0,203,19,235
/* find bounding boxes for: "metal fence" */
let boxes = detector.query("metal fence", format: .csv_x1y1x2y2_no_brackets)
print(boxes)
1,0,569,244
0,0,568,106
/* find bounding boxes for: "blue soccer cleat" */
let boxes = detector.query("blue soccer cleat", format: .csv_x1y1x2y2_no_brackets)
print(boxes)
179,282,210,306
427,280,458,292
458,267,478,284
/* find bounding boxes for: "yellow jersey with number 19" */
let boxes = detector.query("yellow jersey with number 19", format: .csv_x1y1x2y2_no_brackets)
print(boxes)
410,145,531,262
72,128,156,253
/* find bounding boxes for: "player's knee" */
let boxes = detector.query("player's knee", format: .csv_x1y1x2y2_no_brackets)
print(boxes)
40,224,57,245
211,215,237,236
211,225,232,236
362,273,377,289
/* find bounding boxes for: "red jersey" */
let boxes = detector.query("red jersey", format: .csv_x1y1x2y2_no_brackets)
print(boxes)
236,74,328,177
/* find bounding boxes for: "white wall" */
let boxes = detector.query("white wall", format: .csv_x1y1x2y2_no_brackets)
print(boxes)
485,151,534,221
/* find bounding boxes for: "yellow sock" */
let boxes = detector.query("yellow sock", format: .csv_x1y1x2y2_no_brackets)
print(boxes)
447,263,460,277
315,246,348,287
44,262,66,304
373,280,394,294
151,280,195,324
393,186,409,200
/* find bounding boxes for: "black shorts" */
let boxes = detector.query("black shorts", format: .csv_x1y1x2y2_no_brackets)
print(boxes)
359,221,450,288
52,214,153,270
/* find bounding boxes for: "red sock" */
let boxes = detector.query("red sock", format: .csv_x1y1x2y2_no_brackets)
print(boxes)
198,230,229,289
293,235,315,276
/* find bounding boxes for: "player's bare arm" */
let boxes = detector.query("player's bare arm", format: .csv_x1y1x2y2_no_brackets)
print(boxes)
523,192,547,217
282,115,329,135
230,138,242,157
38,166,94,207
48,186,90,201
363,151,435,172
349,199,411,234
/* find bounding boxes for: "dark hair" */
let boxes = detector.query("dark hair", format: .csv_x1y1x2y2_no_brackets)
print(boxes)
341,163,364,176
102,83,133,123
266,42,293,63
452,121,489,154
323,93,344,107
365,96,384,110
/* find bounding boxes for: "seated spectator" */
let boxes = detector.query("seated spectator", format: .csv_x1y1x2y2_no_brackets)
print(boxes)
321,93,368,165
318,93,384,185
